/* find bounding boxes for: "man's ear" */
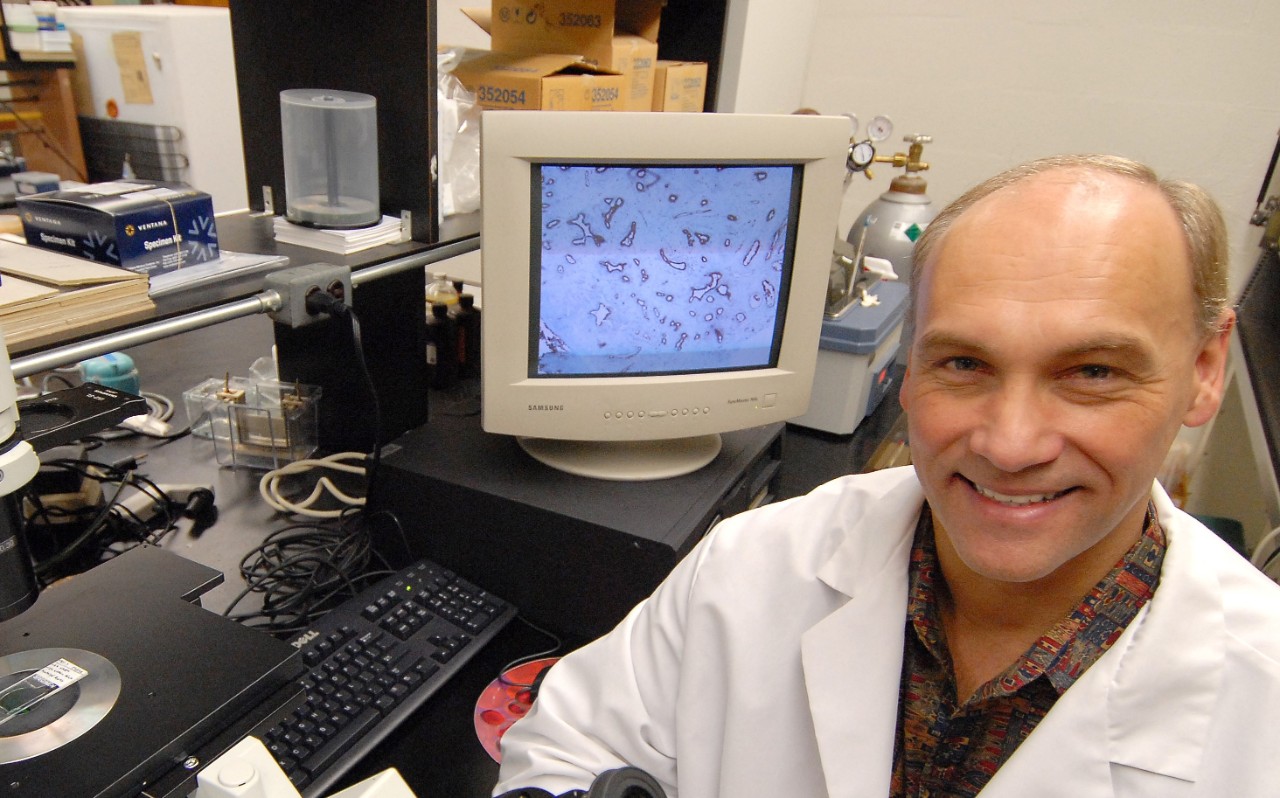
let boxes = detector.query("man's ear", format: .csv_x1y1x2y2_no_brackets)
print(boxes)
899,364,912,413
1183,309,1235,428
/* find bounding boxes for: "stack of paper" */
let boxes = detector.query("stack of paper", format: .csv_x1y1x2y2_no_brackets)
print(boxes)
271,215,404,254
0,240,154,351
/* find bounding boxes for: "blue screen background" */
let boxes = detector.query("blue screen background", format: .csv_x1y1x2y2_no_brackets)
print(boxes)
533,163,800,377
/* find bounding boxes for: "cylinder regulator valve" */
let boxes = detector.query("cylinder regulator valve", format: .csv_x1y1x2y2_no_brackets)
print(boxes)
875,134,932,194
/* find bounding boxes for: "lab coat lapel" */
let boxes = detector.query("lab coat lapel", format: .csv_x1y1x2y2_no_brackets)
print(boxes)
974,649,1117,797
1104,488,1223,780
800,475,922,798
965,485,1224,797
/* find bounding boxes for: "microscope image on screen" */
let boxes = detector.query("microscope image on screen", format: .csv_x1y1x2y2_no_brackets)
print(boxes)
534,163,802,377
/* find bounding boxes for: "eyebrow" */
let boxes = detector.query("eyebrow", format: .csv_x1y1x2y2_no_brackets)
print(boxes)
915,331,1158,371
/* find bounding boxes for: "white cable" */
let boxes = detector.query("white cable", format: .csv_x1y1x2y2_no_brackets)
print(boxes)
142,391,174,421
1250,524,1280,575
258,452,368,519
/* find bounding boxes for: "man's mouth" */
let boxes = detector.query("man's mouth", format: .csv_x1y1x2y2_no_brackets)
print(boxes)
966,478,1075,507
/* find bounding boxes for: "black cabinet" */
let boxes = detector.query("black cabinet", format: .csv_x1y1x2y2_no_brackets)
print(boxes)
228,0,439,243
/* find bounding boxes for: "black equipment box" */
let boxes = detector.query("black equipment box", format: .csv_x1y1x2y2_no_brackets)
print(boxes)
369,412,784,642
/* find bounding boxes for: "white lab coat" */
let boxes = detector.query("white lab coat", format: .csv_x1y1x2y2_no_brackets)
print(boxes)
494,467,1280,798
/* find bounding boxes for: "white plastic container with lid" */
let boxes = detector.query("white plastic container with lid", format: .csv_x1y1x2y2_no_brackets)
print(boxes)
791,281,908,435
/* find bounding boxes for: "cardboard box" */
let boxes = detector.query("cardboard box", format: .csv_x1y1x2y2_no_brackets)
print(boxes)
611,34,659,111
462,1,661,110
18,180,219,276
473,0,661,66
652,60,707,112
450,49,627,111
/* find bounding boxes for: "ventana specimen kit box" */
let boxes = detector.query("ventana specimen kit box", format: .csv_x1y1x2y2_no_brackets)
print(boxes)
18,180,219,276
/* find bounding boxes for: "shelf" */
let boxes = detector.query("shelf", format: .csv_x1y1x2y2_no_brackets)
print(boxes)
0,58,75,71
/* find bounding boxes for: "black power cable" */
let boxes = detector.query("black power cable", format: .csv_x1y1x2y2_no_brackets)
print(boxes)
303,290,386,509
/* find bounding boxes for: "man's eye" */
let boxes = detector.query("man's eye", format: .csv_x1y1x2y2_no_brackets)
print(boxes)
946,357,982,372
1078,364,1113,379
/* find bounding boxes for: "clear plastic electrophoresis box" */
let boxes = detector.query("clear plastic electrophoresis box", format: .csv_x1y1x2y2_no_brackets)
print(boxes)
183,377,320,469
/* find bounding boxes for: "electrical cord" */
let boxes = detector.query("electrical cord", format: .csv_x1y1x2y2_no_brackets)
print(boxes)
495,616,564,689
32,475,132,582
25,456,205,582
142,391,175,421
303,291,385,504
0,95,88,182
1251,524,1280,579
259,451,369,519
221,510,392,637
39,370,77,393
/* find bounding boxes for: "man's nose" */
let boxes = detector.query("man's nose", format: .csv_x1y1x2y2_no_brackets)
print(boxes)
968,380,1065,473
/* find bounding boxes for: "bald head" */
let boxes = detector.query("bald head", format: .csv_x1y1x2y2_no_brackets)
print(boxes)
908,155,1230,338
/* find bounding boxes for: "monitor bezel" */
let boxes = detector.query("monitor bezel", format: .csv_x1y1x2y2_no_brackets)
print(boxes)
481,111,849,444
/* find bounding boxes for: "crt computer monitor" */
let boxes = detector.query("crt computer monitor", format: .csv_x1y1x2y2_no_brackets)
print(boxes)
480,111,849,481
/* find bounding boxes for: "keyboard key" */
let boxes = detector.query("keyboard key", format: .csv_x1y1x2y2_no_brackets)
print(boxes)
300,708,379,777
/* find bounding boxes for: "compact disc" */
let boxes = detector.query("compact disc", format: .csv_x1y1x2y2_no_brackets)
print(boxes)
0,648,120,764
473,657,558,762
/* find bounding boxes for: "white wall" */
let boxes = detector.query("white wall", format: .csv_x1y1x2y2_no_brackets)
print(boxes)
797,2,1280,531
802,1,1280,298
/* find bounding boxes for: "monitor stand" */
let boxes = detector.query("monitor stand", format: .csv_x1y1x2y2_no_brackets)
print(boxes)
516,434,723,481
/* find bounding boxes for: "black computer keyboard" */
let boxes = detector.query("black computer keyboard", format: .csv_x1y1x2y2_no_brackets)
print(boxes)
252,559,516,796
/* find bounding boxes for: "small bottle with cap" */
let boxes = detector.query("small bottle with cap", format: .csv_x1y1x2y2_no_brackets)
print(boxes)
425,302,459,389
425,272,459,307
451,293,481,379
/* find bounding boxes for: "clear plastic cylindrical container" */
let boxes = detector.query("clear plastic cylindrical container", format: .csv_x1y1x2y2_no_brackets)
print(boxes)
280,89,380,228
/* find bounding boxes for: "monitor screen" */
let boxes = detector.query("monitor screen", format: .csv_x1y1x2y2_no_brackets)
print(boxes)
480,111,849,480
531,163,803,378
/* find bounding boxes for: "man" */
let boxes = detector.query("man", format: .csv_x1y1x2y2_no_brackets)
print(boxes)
493,156,1280,797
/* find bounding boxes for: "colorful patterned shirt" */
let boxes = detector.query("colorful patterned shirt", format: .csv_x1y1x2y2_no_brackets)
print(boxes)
889,505,1166,798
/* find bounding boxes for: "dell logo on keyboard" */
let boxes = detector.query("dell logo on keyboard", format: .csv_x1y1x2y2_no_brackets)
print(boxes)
291,630,320,649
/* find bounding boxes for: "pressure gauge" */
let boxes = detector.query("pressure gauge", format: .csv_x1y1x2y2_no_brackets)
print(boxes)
841,112,859,139
847,140,876,171
867,115,894,142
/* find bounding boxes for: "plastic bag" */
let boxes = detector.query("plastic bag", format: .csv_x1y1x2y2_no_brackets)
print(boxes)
438,48,482,218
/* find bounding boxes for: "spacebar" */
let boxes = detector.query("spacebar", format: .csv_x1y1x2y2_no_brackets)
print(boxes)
301,708,380,777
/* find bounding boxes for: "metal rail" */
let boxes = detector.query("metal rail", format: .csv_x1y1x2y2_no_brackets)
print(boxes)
11,236,480,379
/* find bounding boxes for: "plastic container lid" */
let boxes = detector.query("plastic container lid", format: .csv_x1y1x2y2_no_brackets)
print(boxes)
818,281,909,354
280,89,376,110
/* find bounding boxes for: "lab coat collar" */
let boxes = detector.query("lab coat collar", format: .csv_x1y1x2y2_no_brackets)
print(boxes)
800,475,1224,797
802,471,923,798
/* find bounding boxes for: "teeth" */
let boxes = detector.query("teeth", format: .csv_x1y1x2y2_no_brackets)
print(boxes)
972,482,1063,506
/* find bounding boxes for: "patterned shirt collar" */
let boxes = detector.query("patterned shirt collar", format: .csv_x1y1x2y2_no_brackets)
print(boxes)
906,502,1166,705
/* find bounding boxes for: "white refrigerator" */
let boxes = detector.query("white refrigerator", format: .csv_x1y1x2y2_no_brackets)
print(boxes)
59,5,248,214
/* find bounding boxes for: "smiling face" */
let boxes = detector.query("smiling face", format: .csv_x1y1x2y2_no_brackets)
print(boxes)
900,169,1230,588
